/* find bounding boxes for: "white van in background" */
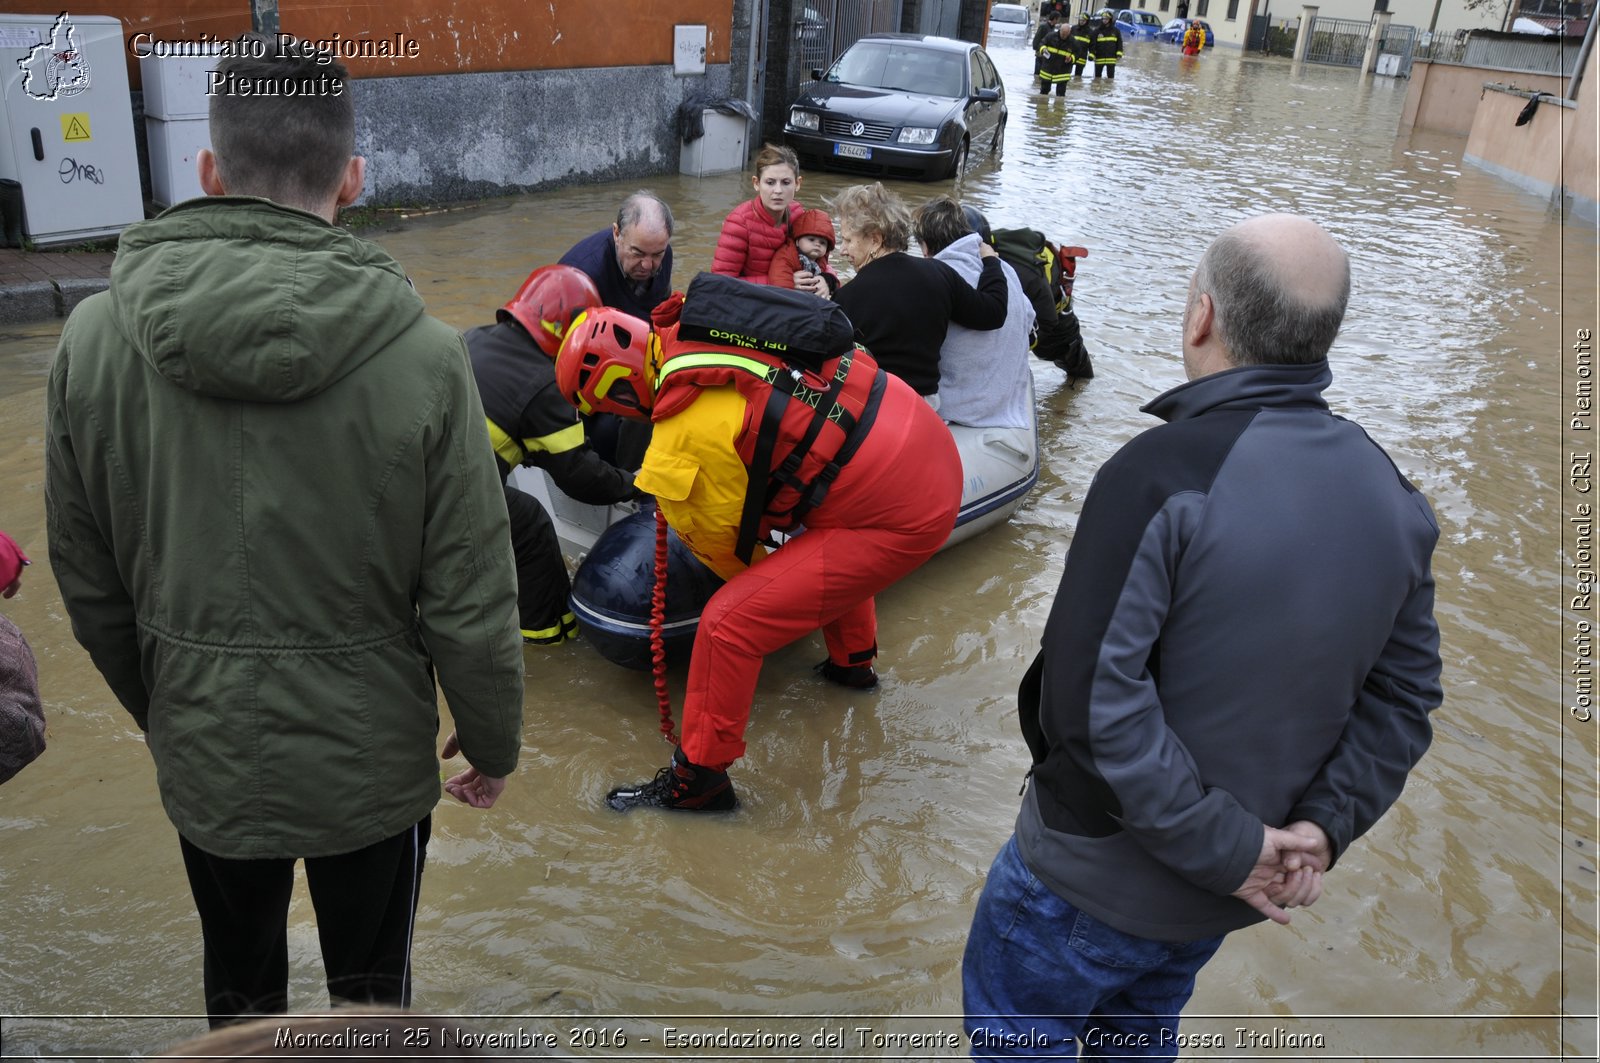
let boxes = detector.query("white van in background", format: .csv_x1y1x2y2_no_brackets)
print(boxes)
988,3,1032,39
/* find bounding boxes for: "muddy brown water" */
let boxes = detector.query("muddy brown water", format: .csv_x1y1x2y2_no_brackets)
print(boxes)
0,40,1595,1061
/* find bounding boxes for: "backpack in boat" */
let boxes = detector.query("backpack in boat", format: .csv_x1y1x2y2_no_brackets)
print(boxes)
990,227,1094,379
991,227,1078,314
671,271,855,372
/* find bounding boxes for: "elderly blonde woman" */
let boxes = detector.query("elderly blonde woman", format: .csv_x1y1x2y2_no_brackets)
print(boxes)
830,182,1009,406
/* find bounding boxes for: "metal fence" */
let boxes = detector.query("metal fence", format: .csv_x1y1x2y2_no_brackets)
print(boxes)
1413,30,1471,63
1299,15,1420,74
1462,34,1587,73
1263,22,1299,56
1377,23,1418,76
789,0,895,91
1303,15,1374,66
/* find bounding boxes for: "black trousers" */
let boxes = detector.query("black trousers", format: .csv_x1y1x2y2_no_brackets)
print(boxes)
179,816,431,1027
504,484,576,642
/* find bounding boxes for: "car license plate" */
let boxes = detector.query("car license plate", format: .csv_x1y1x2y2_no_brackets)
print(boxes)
834,143,872,160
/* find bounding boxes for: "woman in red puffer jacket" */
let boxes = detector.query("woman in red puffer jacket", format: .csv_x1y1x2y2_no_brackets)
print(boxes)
712,143,834,297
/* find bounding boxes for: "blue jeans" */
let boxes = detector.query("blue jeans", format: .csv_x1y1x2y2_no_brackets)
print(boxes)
962,836,1225,1060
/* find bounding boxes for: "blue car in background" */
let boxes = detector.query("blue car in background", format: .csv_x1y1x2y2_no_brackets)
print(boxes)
1156,17,1215,44
1108,9,1165,39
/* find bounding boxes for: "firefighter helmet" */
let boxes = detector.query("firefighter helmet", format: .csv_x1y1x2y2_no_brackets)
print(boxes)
498,264,603,358
555,307,658,420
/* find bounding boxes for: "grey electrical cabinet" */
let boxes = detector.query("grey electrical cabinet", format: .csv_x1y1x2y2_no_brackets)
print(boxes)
0,13,143,245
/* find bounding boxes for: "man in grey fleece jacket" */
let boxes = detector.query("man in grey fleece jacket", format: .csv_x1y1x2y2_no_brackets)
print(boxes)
963,214,1442,1058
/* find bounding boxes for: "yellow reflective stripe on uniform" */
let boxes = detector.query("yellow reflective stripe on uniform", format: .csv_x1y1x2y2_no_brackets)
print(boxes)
1040,244,1066,309
657,351,776,385
521,421,585,455
486,418,525,467
521,611,577,644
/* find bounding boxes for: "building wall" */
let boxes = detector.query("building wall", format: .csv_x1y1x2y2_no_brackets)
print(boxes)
352,63,738,204
1311,0,1505,37
13,0,736,86
1159,0,1509,49
1461,38,1597,217
1465,86,1571,188
0,0,757,205
1117,0,1192,30
1400,57,1569,133
1564,37,1599,212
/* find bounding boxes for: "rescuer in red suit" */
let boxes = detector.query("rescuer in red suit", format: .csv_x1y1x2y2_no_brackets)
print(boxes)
555,274,962,813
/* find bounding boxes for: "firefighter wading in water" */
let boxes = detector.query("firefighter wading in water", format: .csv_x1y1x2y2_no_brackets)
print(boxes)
1092,10,1125,78
1038,16,1075,95
555,273,963,811
1069,14,1095,79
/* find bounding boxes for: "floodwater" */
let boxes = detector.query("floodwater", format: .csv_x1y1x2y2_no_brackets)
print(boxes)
0,39,1595,1062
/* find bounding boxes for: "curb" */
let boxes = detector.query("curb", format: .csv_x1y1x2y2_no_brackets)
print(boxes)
0,277,110,325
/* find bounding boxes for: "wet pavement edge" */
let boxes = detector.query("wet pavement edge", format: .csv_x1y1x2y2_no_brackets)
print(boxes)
0,245,115,324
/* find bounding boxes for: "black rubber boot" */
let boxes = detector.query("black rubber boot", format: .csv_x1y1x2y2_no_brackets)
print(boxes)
814,657,879,690
606,748,738,812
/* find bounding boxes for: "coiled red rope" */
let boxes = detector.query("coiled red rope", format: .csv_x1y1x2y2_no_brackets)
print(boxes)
651,504,680,746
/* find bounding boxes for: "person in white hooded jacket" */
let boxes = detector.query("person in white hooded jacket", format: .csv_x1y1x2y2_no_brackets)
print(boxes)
913,197,1038,494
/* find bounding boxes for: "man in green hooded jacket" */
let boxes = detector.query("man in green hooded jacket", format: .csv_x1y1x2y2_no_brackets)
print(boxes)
44,36,524,1025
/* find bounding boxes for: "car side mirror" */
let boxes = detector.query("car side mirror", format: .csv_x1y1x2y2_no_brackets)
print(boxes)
972,87,1001,102
811,68,824,80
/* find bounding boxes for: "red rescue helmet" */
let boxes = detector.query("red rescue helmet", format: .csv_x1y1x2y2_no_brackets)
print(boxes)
555,307,658,420
498,264,603,358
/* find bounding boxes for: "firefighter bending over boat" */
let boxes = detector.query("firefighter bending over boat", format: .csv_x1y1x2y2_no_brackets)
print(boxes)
556,273,962,812
465,265,641,645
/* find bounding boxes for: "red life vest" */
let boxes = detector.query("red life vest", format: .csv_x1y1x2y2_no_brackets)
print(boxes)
650,318,886,564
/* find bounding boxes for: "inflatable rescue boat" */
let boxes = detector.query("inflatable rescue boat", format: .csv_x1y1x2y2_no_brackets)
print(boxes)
519,267,1045,669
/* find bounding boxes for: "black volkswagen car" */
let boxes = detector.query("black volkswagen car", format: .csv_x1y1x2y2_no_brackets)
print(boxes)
783,34,1007,181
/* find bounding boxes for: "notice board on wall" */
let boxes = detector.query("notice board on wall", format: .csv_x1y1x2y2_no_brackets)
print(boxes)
674,24,707,75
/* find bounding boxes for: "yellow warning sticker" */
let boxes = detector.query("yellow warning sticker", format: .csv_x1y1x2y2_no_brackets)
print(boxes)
61,113,90,141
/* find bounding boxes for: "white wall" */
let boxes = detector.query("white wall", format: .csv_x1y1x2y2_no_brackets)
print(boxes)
1118,0,1508,46
1292,0,1506,36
